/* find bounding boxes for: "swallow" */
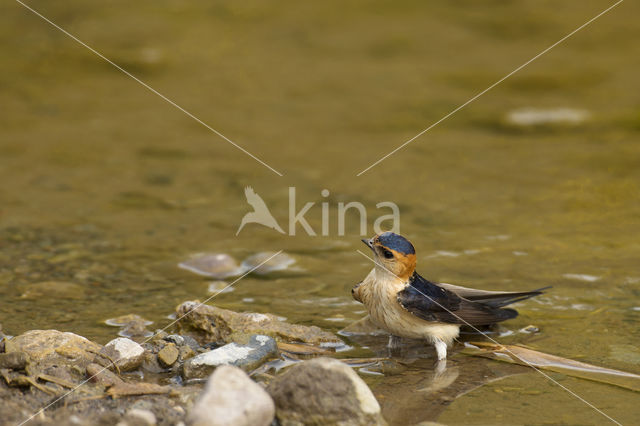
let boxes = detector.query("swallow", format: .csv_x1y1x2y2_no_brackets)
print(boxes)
353,232,548,360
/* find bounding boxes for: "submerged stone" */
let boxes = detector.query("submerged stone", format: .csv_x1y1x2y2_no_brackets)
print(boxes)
176,301,343,345
187,365,275,426
183,335,278,379
178,253,244,278
241,251,295,275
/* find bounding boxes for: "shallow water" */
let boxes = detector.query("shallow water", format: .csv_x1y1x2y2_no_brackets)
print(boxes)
1,1,639,424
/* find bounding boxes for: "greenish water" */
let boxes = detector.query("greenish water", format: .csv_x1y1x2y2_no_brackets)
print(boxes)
1,0,639,424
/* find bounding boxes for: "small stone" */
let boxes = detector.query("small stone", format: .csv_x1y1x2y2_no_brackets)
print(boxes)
241,252,295,275
99,338,145,372
187,365,275,426
0,352,29,369
121,408,157,426
19,281,86,300
183,335,278,379
86,363,123,387
267,357,386,426
158,343,179,367
178,253,244,278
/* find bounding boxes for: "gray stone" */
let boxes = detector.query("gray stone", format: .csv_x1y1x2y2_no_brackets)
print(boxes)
267,357,386,426
187,365,275,426
183,335,278,379
99,337,145,372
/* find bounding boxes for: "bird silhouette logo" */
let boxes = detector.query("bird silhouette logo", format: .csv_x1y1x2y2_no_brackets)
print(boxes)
236,186,285,235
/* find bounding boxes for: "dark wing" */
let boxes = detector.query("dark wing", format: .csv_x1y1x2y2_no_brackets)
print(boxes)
397,273,518,326
438,282,551,308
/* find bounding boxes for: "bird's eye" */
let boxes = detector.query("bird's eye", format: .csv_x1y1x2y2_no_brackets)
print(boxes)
382,249,394,259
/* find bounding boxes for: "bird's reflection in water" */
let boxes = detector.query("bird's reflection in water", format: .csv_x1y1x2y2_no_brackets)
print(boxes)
343,332,528,425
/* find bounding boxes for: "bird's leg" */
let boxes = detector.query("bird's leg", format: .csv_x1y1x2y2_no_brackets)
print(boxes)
434,338,448,361
387,335,402,349
387,335,402,357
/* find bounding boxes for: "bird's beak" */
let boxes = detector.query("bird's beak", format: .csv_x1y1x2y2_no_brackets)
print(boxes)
361,238,374,250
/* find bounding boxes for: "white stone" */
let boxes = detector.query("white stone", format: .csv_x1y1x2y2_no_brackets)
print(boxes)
102,337,145,371
187,365,274,426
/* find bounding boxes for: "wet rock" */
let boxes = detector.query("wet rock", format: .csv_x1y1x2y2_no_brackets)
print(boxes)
105,314,154,339
176,301,342,345
98,338,145,372
183,335,278,379
0,352,29,370
187,365,275,426
5,329,101,367
158,343,179,367
267,357,386,426
241,252,296,275
179,253,244,278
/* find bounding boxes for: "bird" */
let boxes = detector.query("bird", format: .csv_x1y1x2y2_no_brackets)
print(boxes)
352,232,548,361
236,186,285,235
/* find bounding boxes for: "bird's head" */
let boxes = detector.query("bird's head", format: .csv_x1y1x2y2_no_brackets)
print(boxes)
362,232,416,281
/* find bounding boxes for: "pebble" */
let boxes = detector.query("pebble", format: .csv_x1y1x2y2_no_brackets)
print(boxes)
178,253,244,278
99,338,146,372
157,344,179,367
241,252,295,275
505,107,589,126
183,335,278,379
118,408,157,426
187,365,275,426
267,357,385,426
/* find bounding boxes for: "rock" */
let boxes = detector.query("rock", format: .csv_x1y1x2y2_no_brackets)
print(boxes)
165,334,200,351
105,314,154,339
119,408,157,426
0,352,29,370
183,335,278,379
207,280,234,294
158,344,179,367
187,365,275,426
176,301,342,346
98,338,145,372
178,253,244,278
241,252,295,275
5,330,101,367
267,357,386,426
